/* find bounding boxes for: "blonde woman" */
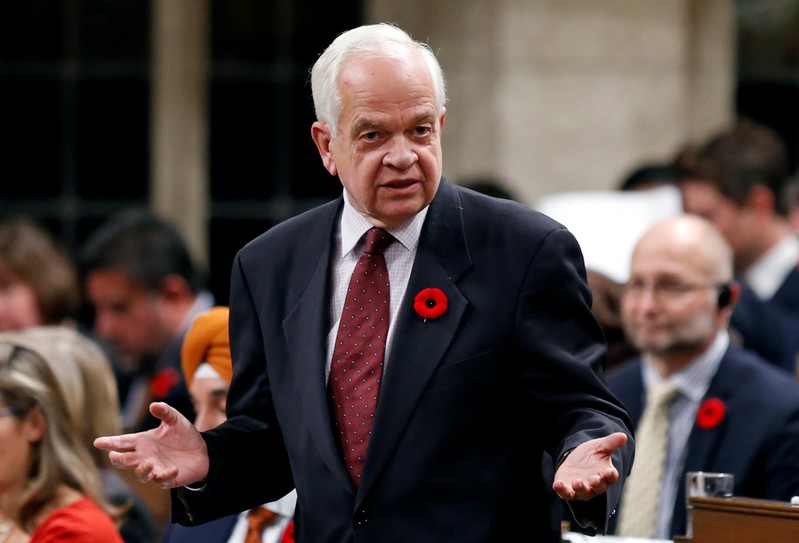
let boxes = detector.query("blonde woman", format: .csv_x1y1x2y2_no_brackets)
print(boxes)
9,326,159,542
0,332,124,542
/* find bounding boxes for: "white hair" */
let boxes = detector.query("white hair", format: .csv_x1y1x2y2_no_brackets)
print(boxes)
310,22,447,136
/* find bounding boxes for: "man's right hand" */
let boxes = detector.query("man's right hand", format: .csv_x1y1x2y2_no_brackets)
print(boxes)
94,401,210,489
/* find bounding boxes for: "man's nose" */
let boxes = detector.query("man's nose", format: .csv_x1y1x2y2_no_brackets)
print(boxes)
383,138,418,169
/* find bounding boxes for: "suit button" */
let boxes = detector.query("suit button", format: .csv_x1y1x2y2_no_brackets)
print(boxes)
354,510,368,526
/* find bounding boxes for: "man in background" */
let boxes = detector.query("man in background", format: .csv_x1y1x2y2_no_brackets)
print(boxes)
80,209,216,532
80,208,213,433
608,214,799,539
675,118,799,375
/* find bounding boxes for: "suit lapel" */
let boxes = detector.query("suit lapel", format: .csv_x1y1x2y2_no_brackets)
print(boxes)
358,180,473,500
683,357,734,474
282,199,355,492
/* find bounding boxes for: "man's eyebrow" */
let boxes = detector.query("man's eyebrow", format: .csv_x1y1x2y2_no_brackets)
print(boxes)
351,119,381,134
210,387,228,399
413,113,436,123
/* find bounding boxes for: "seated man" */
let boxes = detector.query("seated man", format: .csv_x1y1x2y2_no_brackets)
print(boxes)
675,119,799,374
608,214,799,539
161,306,296,543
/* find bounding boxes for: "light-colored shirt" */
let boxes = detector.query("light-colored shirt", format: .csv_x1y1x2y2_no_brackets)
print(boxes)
641,330,728,539
745,234,799,300
325,190,427,378
227,490,297,543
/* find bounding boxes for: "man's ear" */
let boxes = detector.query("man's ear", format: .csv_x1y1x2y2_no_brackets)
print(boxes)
158,274,193,303
311,122,338,176
438,107,446,131
746,184,776,213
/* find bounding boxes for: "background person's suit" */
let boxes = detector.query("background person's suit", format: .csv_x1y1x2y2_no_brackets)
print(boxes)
174,179,635,543
607,345,799,537
732,269,799,374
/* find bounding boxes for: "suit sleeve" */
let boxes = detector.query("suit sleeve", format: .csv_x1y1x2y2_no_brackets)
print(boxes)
516,225,635,534
172,253,295,525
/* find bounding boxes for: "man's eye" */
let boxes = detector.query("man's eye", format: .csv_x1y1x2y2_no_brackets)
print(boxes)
624,280,646,294
658,282,686,294
362,131,379,141
415,126,431,137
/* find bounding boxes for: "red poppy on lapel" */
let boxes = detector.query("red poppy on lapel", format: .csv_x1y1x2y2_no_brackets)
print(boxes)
696,397,726,430
414,288,448,320
150,367,180,399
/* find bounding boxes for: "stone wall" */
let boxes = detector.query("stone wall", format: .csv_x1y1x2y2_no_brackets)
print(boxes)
366,0,735,205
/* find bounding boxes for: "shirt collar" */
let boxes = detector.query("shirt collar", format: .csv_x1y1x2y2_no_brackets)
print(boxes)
642,330,728,403
745,234,799,299
340,189,428,256
262,490,297,517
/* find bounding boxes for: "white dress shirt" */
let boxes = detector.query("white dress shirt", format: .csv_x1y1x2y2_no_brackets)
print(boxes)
226,490,297,543
325,190,427,378
640,331,728,539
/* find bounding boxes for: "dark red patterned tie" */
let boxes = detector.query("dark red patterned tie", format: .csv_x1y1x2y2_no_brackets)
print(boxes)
329,227,392,485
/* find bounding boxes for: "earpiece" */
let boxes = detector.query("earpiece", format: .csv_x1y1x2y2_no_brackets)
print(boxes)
717,283,732,308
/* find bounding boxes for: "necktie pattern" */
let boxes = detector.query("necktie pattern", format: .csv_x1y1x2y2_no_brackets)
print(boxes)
617,381,679,538
329,227,392,486
244,507,277,543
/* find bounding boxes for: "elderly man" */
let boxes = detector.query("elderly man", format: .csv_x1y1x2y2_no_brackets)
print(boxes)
96,23,634,542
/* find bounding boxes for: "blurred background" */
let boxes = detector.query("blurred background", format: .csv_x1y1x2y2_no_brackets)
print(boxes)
1,0,797,306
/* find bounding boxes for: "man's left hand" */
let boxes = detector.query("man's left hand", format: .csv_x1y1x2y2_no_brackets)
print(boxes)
552,432,628,501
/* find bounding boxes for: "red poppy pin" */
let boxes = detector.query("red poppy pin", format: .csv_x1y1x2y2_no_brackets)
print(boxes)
696,397,726,430
414,288,448,321
150,367,181,399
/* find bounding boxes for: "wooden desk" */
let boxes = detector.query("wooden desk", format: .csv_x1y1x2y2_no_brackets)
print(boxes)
674,496,799,542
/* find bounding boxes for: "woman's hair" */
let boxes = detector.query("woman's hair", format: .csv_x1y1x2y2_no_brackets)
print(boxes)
0,329,123,531
0,216,81,325
310,22,447,137
12,326,123,465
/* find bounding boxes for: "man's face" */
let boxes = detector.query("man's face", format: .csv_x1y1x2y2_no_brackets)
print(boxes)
84,268,172,368
188,375,228,432
312,52,445,229
679,179,756,271
621,228,722,359
0,272,42,331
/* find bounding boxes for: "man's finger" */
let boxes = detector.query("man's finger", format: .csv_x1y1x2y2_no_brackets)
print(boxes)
599,431,628,453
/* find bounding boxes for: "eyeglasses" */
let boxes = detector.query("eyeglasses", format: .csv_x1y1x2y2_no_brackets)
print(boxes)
623,280,724,302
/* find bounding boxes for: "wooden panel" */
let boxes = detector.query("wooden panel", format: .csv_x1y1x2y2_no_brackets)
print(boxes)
679,496,799,542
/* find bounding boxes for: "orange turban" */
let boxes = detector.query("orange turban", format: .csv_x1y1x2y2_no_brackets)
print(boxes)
181,306,233,387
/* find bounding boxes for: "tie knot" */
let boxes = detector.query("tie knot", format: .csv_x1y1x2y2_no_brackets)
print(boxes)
247,507,277,533
648,381,679,407
364,227,392,255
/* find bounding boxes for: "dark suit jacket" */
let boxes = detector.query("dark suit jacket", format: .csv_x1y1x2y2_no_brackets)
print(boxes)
174,179,634,542
607,344,799,538
732,267,799,373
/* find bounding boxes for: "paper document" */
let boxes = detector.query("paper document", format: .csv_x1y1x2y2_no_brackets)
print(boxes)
535,185,683,283
563,533,672,543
